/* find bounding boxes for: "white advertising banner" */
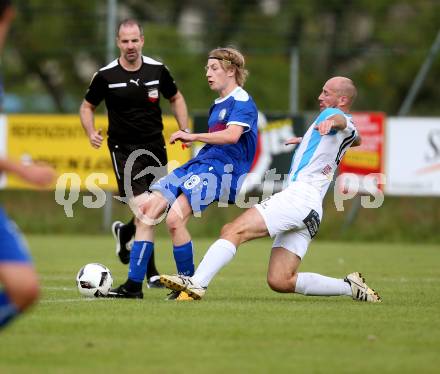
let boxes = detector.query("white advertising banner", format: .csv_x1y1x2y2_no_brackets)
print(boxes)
386,117,440,196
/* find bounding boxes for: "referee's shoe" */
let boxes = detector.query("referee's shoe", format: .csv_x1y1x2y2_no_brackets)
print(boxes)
111,221,131,264
106,281,143,299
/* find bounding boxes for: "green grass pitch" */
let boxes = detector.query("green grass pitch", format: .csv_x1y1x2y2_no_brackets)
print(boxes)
1,235,439,373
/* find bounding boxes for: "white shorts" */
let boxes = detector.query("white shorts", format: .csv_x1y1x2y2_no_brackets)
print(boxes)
254,181,322,259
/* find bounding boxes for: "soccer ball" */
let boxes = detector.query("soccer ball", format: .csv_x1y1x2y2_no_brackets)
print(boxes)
76,263,113,297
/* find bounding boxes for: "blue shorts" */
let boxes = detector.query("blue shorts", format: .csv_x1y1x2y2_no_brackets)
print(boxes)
151,160,233,213
0,208,32,263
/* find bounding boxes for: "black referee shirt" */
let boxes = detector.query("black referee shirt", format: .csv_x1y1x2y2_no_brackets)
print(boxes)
85,55,178,144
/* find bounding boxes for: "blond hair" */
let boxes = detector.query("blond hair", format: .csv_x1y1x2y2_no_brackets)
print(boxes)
208,47,249,86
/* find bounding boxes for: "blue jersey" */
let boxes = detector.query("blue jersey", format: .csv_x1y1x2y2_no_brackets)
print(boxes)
0,207,32,263
152,86,258,212
190,87,258,176
188,86,258,188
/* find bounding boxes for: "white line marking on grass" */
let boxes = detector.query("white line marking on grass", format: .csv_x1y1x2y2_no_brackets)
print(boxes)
40,275,76,281
40,298,103,303
377,277,439,283
42,287,76,291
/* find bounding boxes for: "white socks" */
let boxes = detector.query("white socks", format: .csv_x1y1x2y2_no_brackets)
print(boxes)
295,272,352,296
190,240,352,298
192,239,236,287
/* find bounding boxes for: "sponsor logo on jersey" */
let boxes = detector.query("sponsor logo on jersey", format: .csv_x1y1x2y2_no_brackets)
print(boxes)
321,164,333,179
303,209,320,238
147,88,159,103
129,79,140,86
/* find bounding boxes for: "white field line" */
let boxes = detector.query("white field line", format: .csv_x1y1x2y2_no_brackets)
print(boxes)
376,277,439,283
40,287,117,303
39,298,100,303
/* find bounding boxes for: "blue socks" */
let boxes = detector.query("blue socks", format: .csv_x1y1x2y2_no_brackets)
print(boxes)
128,241,154,283
0,291,19,330
127,240,193,285
173,241,194,276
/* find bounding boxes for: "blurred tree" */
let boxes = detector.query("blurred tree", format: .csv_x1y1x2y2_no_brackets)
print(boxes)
2,0,440,115
7,0,104,112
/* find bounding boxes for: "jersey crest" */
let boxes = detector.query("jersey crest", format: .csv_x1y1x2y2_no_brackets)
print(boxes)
218,108,227,120
147,88,159,102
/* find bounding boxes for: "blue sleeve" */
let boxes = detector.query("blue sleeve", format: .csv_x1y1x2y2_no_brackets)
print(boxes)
227,100,258,133
315,108,344,124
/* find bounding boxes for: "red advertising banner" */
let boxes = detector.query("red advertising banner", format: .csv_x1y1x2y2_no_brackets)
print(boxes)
338,112,385,194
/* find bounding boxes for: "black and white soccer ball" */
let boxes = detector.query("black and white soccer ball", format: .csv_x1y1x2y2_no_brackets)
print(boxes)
76,263,113,297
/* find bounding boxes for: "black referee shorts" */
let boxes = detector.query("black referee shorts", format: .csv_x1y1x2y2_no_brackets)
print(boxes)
107,138,168,199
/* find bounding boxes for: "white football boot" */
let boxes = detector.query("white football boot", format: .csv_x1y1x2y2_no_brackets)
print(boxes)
160,274,206,300
345,272,382,303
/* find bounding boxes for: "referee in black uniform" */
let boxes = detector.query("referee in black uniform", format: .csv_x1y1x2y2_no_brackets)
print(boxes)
79,19,189,292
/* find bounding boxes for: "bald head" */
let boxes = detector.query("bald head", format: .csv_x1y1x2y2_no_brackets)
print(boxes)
327,76,357,104
319,76,357,112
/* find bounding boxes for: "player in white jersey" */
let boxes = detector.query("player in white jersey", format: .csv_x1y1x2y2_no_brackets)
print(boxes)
160,76,382,303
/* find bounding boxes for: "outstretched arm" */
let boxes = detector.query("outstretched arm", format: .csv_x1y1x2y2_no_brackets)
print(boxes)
316,114,362,146
284,136,303,145
170,124,244,145
0,158,56,187
315,114,348,135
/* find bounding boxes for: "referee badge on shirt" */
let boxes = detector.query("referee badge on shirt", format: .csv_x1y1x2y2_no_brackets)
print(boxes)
147,88,159,103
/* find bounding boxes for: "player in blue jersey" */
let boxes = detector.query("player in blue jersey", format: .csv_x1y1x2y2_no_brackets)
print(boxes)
161,76,382,303
0,0,56,331
0,158,55,330
107,47,258,299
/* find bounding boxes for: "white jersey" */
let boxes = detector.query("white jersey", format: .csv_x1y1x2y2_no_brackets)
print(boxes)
287,108,358,199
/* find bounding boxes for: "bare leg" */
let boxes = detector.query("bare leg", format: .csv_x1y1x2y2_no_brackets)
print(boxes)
192,207,269,287
267,247,351,297
166,194,193,246
133,191,169,241
220,207,270,246
0,264,39,310
267,247,301,293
